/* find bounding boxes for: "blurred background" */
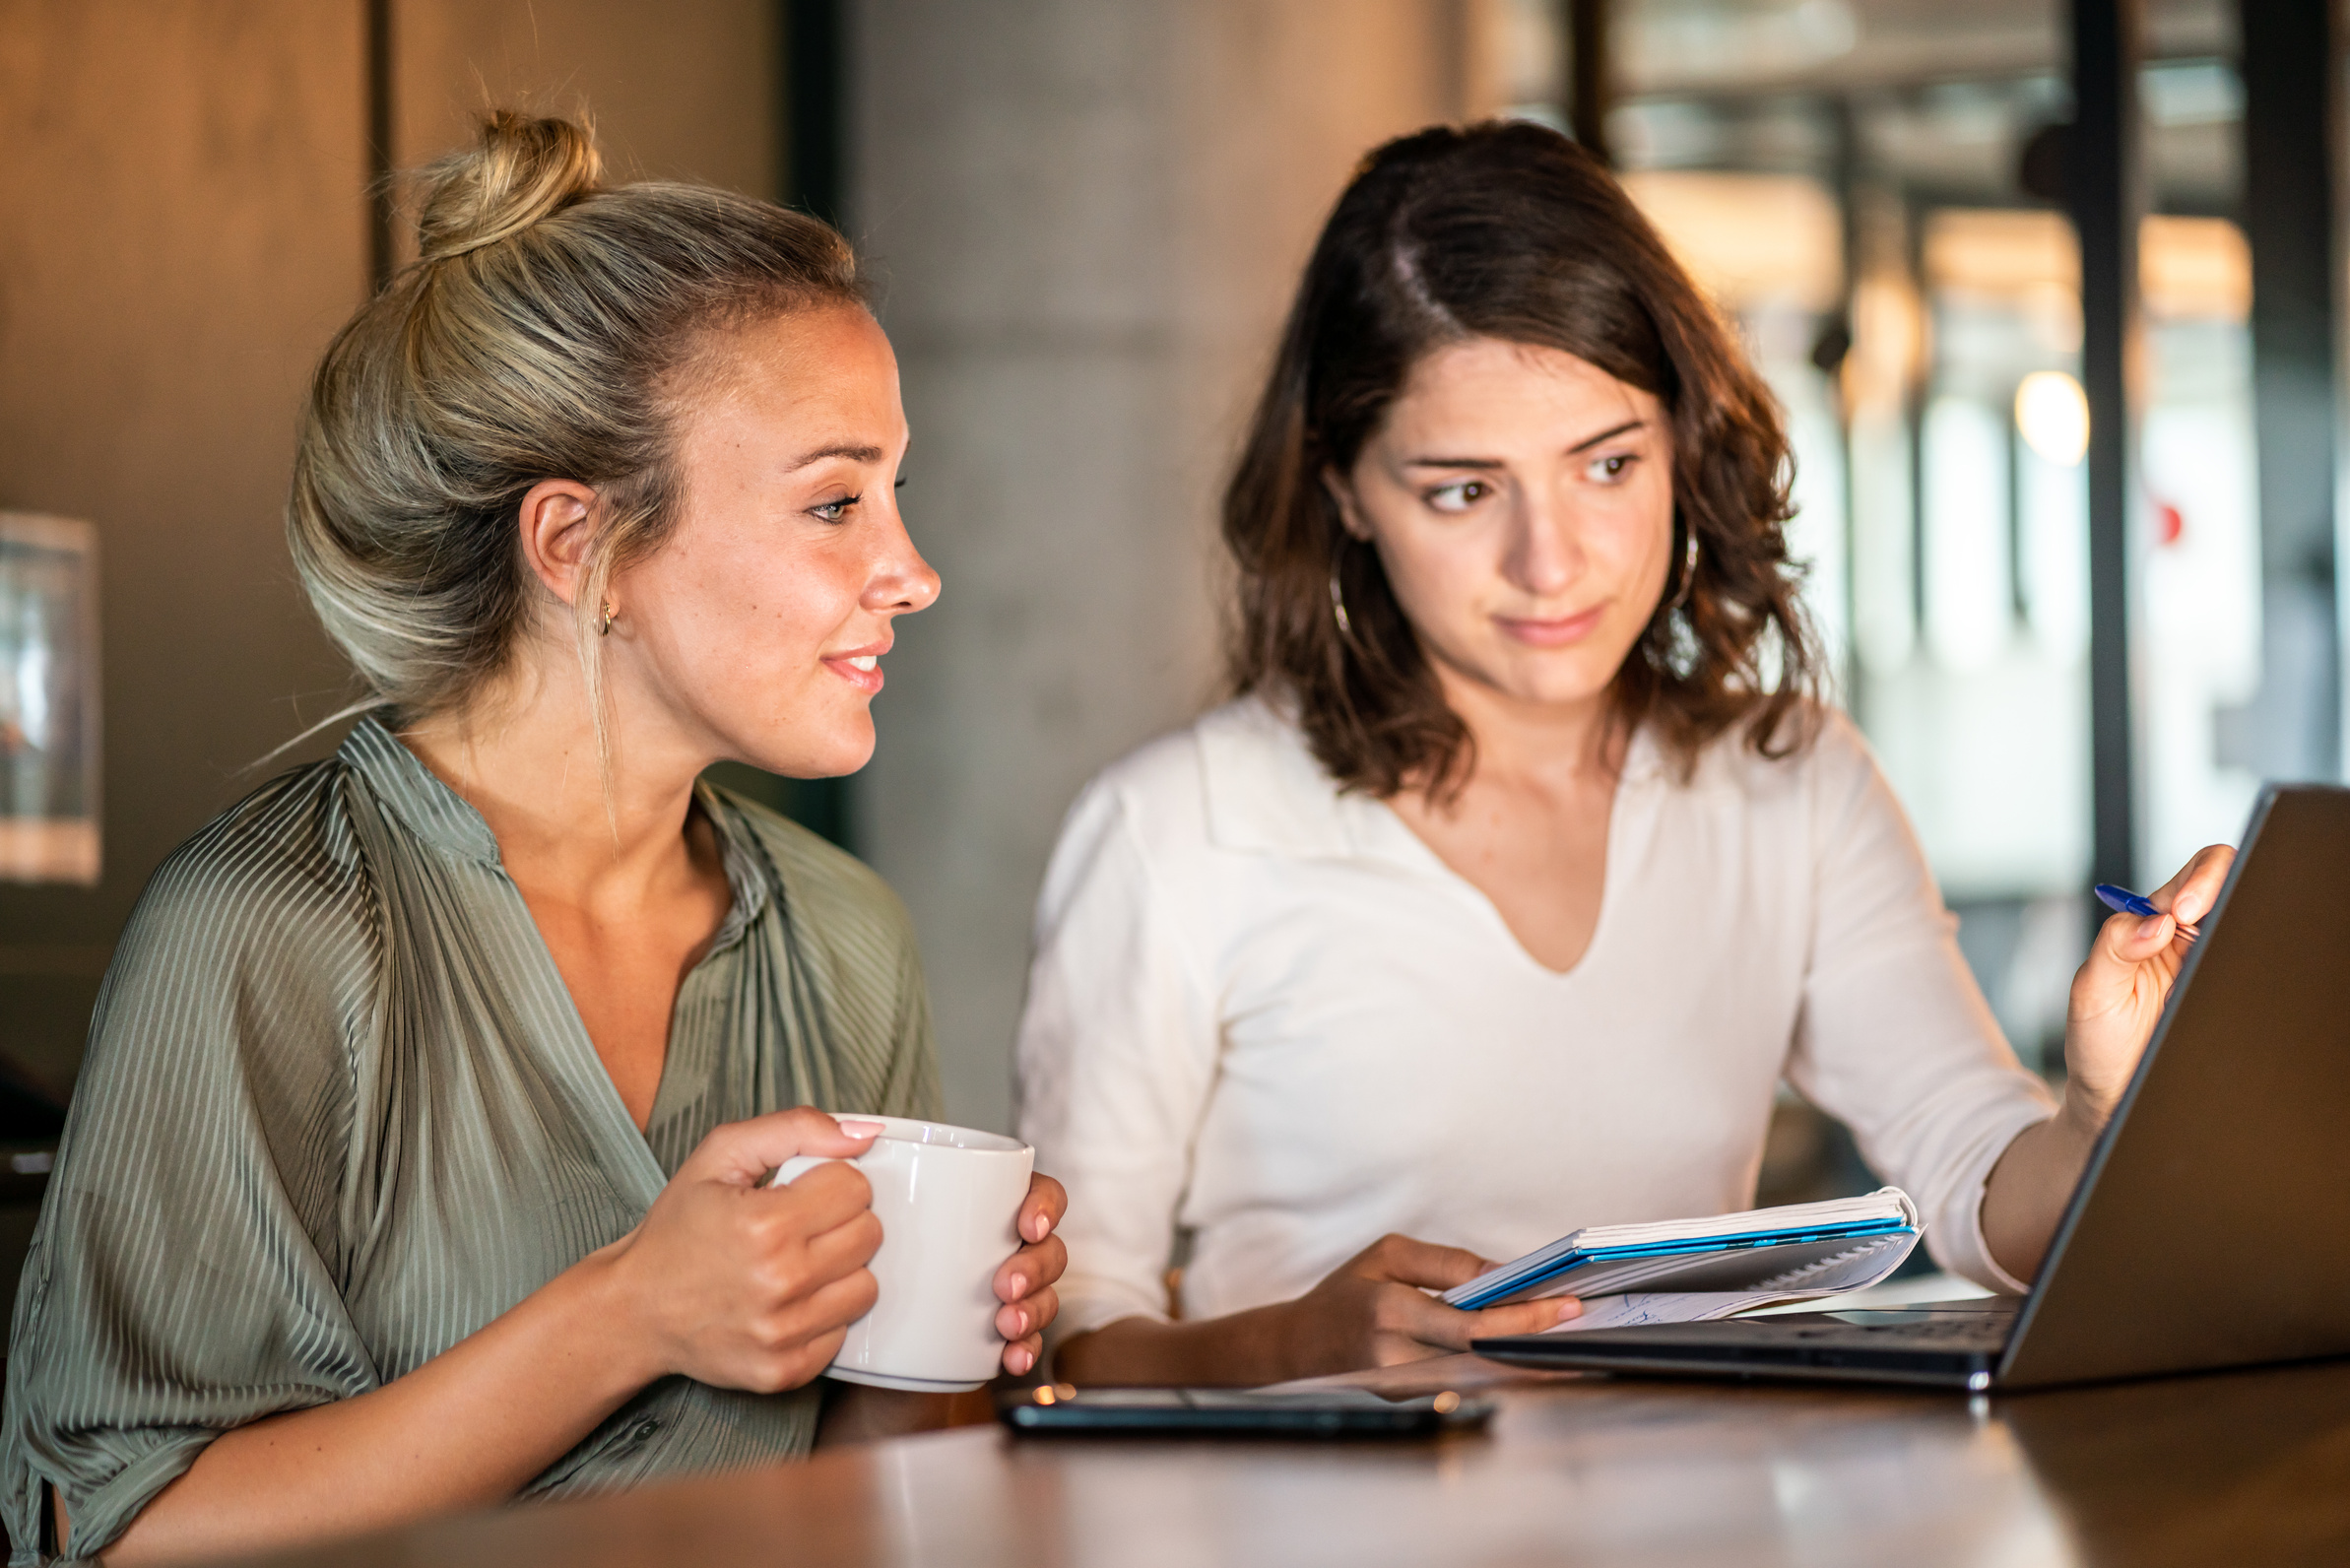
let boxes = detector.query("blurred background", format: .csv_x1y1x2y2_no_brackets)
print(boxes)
0,1,2342,1273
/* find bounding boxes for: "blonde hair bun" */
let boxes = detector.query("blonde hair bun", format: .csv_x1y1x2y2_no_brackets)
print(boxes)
416,110,604,264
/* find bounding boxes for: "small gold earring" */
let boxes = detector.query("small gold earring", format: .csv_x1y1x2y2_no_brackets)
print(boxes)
599,601,616,636
1663,528,1700,615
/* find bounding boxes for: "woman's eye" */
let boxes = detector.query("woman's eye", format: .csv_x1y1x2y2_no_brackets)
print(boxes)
810,494,859,523
1426,480,1493,513
1587,453,1636,484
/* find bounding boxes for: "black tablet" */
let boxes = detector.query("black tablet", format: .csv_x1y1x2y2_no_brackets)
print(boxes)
998,1384,1493,1438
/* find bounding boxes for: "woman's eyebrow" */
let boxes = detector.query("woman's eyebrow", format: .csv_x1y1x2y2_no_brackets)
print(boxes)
1403,419,1647,470
787,441,886,470
1566,418,1645,454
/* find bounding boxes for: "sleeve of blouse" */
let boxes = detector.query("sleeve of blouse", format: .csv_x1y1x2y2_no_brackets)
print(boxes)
1,796,379,1563
1013,768,1219,1352
1783,714,2059,1293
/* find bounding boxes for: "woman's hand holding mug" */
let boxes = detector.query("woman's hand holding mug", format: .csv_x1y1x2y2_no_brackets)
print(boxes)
602,1107,888,1395
771,1114,1053,1389
598,1108,1063,1395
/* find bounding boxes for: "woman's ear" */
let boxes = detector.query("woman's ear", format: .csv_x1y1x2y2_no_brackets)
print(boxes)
516,479,600,607
1322,467,1374,542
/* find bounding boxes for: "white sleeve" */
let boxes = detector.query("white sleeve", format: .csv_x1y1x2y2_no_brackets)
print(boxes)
1785,717,2058,1293
1013,773,1220,1349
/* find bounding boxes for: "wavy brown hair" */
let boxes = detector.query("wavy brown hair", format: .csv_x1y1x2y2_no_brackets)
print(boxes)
1223,120,1821,798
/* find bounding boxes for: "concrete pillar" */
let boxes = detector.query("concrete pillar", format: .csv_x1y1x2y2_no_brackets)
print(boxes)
852,0,1473,1131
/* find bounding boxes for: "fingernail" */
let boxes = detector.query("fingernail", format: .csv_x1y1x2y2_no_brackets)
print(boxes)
1006,1274,1027,1299
1014,1309,1030,1336
1556,1298,1582,1322
2138,913,2168,940
1011,1346,1035,1375
838,1119,884,1138
1027,1214,1047,1241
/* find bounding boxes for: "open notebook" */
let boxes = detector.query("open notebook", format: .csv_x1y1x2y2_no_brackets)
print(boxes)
1442,1189,1922,1333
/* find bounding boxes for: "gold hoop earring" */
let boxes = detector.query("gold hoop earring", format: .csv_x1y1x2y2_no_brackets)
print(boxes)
1329,566,1353,637
1662,528,1700,616
599,601,617,636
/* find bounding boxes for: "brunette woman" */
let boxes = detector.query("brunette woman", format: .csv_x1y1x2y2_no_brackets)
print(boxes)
1015,121,2225,1386
4,112,1065,1562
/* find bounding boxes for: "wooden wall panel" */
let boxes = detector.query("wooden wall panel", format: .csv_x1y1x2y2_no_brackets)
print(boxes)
393,0,779,199
0,0,365,1090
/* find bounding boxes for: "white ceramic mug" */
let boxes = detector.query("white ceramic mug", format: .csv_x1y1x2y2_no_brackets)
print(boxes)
770,1114,1035,1392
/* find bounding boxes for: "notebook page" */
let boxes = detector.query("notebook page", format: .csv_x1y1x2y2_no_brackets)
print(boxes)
1568,1188,1918,1251
1535,1231,1921,1333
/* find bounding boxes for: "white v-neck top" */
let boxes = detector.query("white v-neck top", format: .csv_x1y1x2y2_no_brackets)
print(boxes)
1014,696,2056,1346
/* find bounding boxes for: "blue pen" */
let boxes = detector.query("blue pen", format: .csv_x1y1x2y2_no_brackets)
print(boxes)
2093,883,2199,942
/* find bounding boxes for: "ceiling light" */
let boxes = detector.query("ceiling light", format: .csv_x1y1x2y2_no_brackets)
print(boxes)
2015,370,2089,467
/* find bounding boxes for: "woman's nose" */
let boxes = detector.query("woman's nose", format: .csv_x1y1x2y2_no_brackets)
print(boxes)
866,515,942,615
1507,501,1582,597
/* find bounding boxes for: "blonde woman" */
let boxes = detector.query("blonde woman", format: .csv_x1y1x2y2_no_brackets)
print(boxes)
2,113,1065,1563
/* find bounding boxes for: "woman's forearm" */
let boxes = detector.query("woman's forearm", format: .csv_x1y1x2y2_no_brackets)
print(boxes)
101,1249,658,1565
1980,1105,2100,1285
1055,1307,1300,1389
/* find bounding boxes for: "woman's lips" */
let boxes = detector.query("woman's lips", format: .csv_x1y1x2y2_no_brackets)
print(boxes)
1495,604,1607,648
822,652,885,694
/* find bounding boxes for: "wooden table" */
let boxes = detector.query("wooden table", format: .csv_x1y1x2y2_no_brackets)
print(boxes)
241,1354,2350,1567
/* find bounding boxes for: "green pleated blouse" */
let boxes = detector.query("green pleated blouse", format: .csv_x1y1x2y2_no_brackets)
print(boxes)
0,716,942,1562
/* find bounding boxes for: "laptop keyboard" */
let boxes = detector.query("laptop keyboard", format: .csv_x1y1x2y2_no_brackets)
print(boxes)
1707,1310,2011,1350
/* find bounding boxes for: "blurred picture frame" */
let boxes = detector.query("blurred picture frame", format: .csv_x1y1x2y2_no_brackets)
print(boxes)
0,513,100,885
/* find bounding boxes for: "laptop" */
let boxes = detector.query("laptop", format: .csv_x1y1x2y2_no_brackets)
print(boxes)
1473,784,2350,1393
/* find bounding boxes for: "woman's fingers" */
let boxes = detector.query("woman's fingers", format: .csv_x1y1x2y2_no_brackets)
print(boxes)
1389,1292,1482,1352
781,1265,881,1340
1472,1294,1580,1340
682,1108,880,1187
1357,1234,1495,1291
2152,843,2235,926
2082,843,2238,997
1388,1285,1572,1353
996,1284,1059,1343
750,1273,879,1388
792,1198,885,1283
2095,908,2175,968
993,1234,1067,1304
759,1158,875,1238
1018,1172,1069,1244
989,1185,1067,1365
